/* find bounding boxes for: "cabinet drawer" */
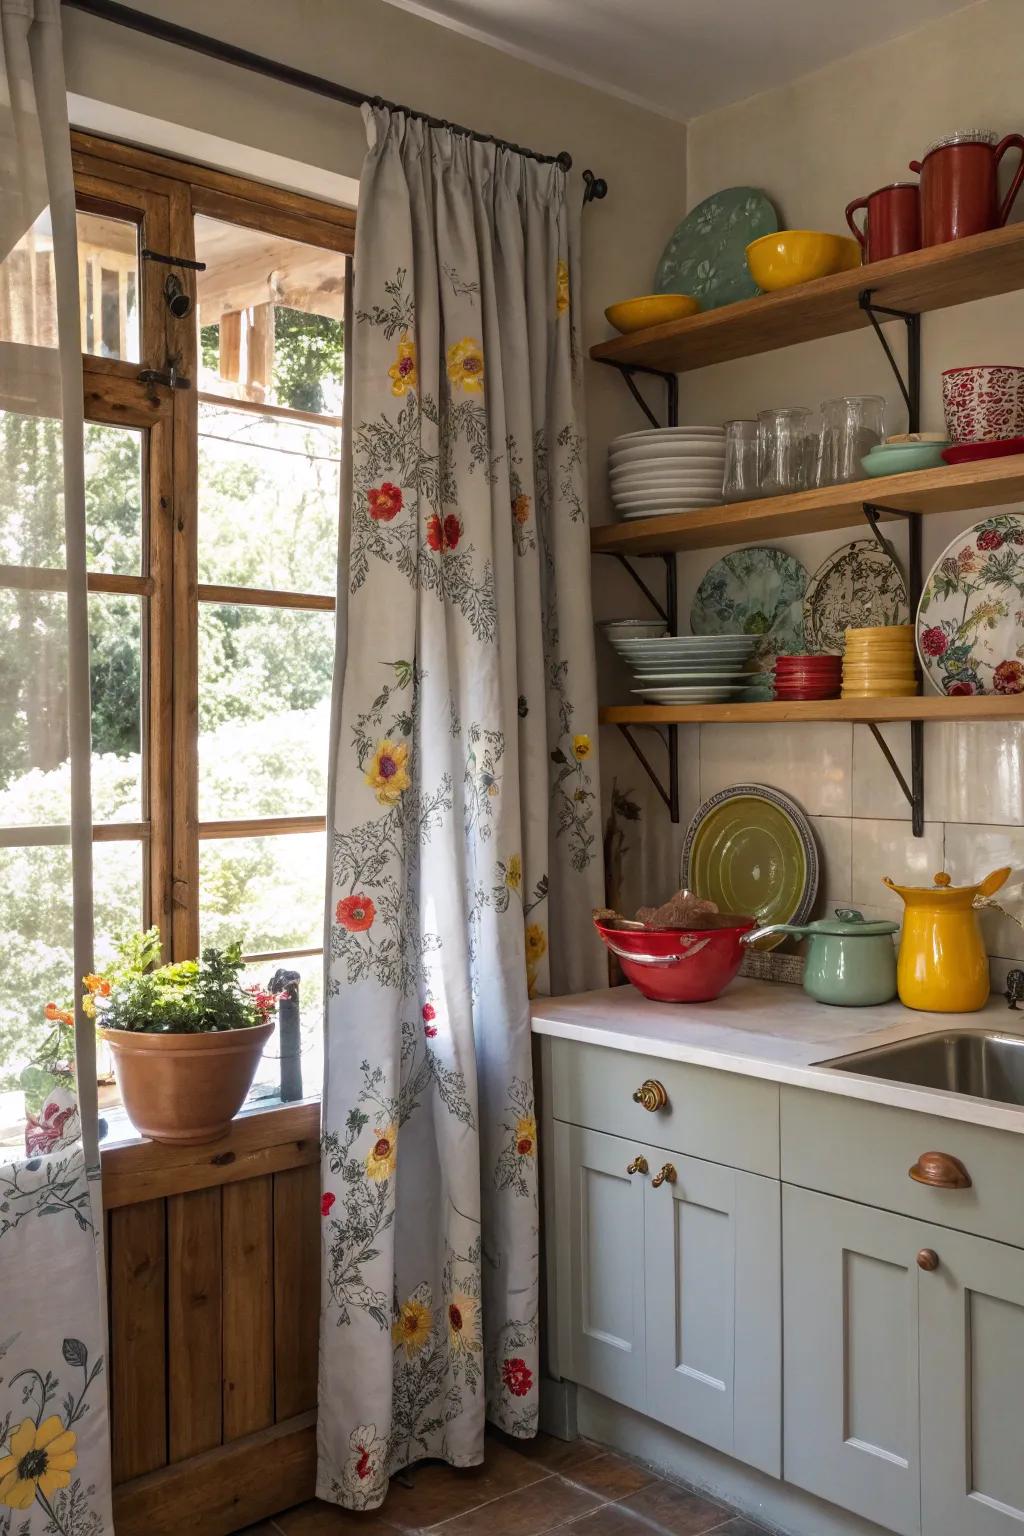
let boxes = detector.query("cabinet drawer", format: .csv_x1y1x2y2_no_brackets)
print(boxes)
781,1086,1024,1249
549,1039,779,1176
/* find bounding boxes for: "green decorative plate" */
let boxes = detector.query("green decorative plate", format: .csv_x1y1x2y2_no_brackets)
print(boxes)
690,545,807,670
681,784,819,949
654,187,778,310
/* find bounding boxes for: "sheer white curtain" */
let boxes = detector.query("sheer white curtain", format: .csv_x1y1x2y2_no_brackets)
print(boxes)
0,3,112,1529
318,107,605,1510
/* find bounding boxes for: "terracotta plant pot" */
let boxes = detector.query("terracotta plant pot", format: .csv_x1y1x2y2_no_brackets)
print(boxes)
99,1022,274,1144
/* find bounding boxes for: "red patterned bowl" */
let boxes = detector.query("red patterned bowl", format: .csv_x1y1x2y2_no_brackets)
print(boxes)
942,365,1024,445
593,914,755,1003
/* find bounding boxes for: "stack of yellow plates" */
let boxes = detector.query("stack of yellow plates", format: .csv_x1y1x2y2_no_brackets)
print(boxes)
842,624,919,698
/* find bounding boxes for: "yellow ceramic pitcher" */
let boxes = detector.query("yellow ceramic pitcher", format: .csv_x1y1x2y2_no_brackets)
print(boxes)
882,867,1010,1012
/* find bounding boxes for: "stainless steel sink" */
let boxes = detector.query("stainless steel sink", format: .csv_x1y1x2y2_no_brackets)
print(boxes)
824,1030,1024,1107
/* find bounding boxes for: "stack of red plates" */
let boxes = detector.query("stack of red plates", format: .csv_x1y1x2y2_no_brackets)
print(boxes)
773,654,842,700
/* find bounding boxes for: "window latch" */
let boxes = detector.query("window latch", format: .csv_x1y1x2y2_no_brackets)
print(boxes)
139,353,191,390
141,247,207,271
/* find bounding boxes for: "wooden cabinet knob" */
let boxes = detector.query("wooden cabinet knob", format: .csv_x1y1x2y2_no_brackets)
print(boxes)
917,1248,939,1271
626,1155,649,1176
651,1162,677,1188
633,1079,669,1113
909,1151,972,1189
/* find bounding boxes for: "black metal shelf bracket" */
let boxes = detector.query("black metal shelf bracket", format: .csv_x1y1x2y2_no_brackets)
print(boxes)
596,551,681,821
859,289,921,432
597,358,680,430
861,499,925,836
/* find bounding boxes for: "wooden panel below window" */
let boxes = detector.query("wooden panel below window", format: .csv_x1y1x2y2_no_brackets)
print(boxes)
168,1187,223,1460
223,1175,275,1440
109,1198,168,1481
273,1162,321,1420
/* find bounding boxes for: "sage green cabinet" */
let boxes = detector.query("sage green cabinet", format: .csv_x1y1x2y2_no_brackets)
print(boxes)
554,1120,781,1476
784,1184,1024,1536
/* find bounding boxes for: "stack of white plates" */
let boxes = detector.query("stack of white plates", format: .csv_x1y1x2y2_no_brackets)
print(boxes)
607,632,760,703
609,427,726,521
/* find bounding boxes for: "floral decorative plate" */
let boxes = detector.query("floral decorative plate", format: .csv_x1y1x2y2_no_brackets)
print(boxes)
917,513,1024,695
681,783,819,949
690,545,808,669
654,187,778,310
804,539,910,655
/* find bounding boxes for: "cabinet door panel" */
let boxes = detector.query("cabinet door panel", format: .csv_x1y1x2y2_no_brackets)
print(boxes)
783,1185,921,1536
553,1121,646,1412
645,1157,780,1476
920,1226,1024,1536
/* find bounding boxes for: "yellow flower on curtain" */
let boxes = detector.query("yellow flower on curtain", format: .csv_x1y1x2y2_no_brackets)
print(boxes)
447,1292,481,1354
365,1124,397,1181
365,740,410,804
572,734,591,760
392,1295,433,1357
525,921,547,997
0,1418,78,1510
388,334,417,396
446,337,485,392
515,1115,537,1157
556,259,570,315
505,854,522,891
511,494,531,525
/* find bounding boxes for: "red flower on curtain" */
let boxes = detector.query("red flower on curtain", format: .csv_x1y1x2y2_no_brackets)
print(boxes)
426,514,462,552
501,1357,533,1397
337,894,377,931
321,1192,336,1217
24,1100,77,1156
368,483,403,521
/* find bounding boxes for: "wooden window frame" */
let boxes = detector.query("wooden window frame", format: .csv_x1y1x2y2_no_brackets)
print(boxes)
70,131,353,1098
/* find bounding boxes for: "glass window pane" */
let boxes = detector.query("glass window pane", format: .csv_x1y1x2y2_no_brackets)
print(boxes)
90,593,143,822
77,211,140,363
0,410,66,569
0,839,142,1106
85,423,143,575
198,604,333,819
0,587,70,816
198,401,339,594
199,831,326,955
241,953,323,1105
194,213,343,416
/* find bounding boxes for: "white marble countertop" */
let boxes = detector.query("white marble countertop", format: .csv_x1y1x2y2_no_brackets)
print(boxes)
531,979,1024,1133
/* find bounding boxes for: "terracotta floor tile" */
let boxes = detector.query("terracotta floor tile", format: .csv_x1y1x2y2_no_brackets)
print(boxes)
562,1453,659,1501
430,1474,601,1536
619,1480,730,1535
488,1430,604,1477
383,1443,550,1531
274,1502,403,1535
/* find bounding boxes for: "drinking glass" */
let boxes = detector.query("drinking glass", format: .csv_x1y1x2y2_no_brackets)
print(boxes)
757,407,812,495
819,395,886,485
722,419,760,502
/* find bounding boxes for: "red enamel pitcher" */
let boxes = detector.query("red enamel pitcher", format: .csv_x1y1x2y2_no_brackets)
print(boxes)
845,182,921,263
909,130,1024,245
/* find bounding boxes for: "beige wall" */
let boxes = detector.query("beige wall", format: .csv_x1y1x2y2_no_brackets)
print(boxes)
650,0,1024,975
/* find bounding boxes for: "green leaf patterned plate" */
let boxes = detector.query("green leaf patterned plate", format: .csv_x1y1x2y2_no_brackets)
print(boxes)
681,784,819,950
690,545,808,670
803,539,909,655
654,187,778,310
917,513,1024,695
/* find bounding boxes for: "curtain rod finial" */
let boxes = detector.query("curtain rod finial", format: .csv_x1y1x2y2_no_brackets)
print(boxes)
582,169,608,204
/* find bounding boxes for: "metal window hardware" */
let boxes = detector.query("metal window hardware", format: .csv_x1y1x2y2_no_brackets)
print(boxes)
141,247,207,271
139,353,191,390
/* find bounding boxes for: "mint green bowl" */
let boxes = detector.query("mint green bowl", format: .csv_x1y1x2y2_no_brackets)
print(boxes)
861,442,948,477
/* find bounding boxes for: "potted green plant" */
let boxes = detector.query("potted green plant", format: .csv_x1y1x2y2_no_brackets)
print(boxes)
92,930,276,1145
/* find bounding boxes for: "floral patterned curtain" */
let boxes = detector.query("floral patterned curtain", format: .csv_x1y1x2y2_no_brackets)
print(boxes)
318,107,604,1508
0,3,112,1532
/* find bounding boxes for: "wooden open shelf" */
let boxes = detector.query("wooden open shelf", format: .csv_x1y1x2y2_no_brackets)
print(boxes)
591,455,1024,555
590,223,1024,374
601,696,1024,727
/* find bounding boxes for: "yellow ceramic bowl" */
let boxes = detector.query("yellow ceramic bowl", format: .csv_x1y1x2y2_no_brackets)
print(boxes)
845,624,914,639
746,231,862,292
841,685,920,698
605,294,701,334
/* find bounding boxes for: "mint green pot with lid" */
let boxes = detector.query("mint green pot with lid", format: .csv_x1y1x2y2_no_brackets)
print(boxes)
741,908,899,1006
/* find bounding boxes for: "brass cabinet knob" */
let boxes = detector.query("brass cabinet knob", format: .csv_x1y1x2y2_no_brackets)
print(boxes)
633,1079,669,1113
909,1151,972,1189
651,1162,677,1188
626,1155,649,1176
917,1248,940,1272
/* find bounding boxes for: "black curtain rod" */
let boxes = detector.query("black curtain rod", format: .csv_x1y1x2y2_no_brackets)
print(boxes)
61,0,609,198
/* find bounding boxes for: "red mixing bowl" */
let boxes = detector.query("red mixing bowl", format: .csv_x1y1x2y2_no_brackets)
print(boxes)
594,914,755,1002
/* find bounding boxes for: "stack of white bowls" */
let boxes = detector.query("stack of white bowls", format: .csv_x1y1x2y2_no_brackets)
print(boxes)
609,426,726,520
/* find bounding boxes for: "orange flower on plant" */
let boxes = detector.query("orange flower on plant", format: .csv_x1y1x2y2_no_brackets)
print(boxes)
446,337,484,393
367,482,403,521
336,893,376,932
366,739,410,804
388,334,417,396
44,1003,73,1026
83,973,110,996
